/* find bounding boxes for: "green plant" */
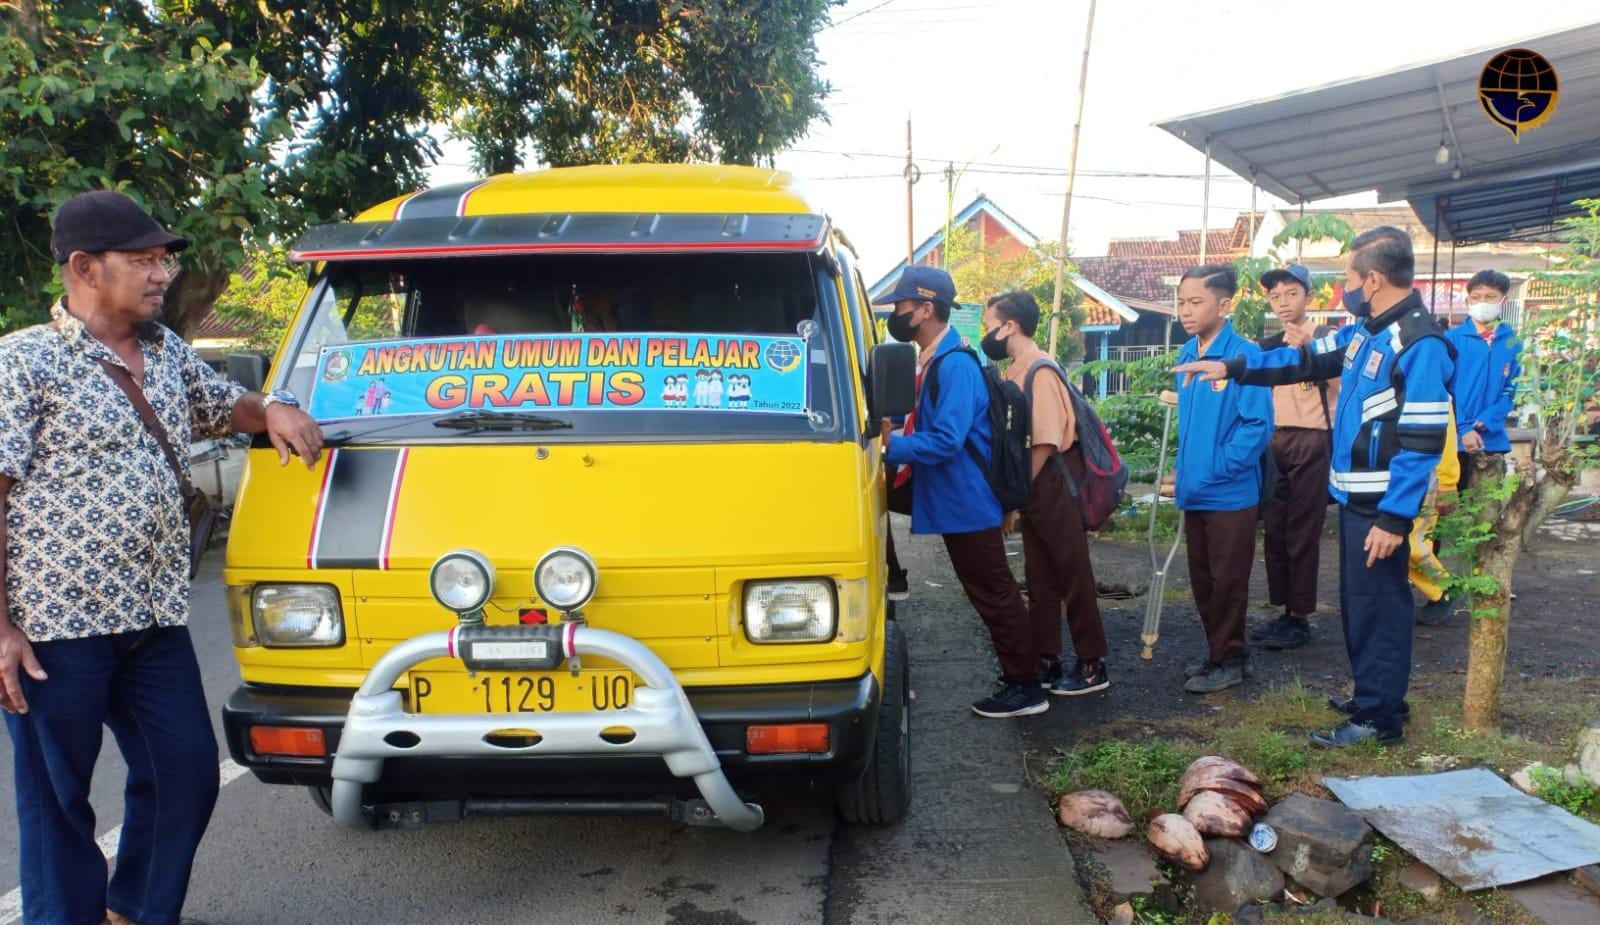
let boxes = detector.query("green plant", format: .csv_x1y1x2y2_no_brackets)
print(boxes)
1250,731,1310,782
1528,764,1598,815
1129,896,1186,925
1051,739,1197,822
1371,839,1394,864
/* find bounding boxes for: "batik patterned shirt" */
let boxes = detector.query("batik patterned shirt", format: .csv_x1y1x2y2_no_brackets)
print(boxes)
0,302,245,640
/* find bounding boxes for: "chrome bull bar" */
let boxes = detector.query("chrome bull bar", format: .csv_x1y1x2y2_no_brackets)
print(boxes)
329,624,765,832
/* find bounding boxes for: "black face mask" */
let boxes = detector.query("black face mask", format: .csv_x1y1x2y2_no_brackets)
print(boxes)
980,327,1010,361
887,309,922,343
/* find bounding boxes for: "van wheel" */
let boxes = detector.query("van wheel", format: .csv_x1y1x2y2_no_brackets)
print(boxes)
308,785,334,816
836,620,910,824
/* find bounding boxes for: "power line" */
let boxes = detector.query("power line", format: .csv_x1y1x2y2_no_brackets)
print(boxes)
829,0,902,28
786,147,1252,181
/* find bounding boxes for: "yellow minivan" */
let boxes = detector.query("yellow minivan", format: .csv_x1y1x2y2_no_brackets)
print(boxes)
220,164,918,831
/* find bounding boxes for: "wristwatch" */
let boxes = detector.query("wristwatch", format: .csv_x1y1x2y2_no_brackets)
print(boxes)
261,389,301,410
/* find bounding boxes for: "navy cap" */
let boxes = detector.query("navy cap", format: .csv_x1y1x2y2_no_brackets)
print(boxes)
1259,263,1313,293
872,265,957,306
50,190,188,264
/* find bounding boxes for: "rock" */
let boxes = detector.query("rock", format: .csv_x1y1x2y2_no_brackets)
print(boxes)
1576,724,1600,788
1233,904,1265,925
1397,861,1443,902
1091,840,1169,903
1511,762,1547,795
1108,902,1134,925
1261,794,1376,898
1576,864,1600,899
1450,899,1490,925
1506,875,1600,925
1191,838,1285,912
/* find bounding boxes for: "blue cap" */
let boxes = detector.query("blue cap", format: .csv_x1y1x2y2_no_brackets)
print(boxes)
873,265,957,306
1259,263,1313,292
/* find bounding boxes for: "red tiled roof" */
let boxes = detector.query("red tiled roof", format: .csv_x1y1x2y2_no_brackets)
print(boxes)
1076,255,1195,305
188,304,258,341
1106,216,1252,262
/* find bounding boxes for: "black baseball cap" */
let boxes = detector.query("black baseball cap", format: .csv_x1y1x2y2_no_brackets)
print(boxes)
1259,263,1313,292
872,265,957,306
50,190,189,264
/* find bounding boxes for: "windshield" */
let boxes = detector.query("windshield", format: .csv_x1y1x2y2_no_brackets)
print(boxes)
275,252,851,443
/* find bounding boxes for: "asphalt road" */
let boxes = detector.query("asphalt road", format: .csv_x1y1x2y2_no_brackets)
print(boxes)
0,523,1094,925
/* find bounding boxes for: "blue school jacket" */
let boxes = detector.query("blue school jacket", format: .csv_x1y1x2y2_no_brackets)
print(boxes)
884,326,1001,535
1227,292,1454,536
1175,322,1274,512
1445,320,1521,453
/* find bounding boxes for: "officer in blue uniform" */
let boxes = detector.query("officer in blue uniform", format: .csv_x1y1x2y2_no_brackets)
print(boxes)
1175,227,1454,748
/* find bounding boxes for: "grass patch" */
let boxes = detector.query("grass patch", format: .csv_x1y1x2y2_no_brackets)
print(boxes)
1098,497,1181,546
1050,673,1600,922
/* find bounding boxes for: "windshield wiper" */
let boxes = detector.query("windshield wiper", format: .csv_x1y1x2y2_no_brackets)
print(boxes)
431,409,574,431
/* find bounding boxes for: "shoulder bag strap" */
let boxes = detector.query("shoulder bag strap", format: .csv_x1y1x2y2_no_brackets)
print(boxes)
96,359,197,500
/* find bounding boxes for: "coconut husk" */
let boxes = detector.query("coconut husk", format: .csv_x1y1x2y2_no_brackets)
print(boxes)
1178,776,1268,817
1148,813,1209,870
1181,790,1253,837
1177,755,1262,794
1055,789,1134,839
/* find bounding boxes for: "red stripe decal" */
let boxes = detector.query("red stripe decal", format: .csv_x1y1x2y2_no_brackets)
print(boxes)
392,190,423,220
457,180,492,217
291,237,825,262
306,449,339,569
447,625,458,660
562,622,578,659
377,448,410,570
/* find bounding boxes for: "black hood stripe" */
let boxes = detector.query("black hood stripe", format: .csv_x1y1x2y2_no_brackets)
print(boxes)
394,179,493,221
308,448,408,570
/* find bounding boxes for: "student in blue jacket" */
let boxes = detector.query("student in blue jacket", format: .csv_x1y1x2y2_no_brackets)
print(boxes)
1176,227,1454,748
1170,265,1274,695
875,266,1042,720
1446,269,1522,488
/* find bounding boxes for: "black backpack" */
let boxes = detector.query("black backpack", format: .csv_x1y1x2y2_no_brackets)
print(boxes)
1023,359,1130,531
927,347,1033,510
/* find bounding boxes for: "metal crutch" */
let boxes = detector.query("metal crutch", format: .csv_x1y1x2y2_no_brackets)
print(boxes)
1142,389,1184,660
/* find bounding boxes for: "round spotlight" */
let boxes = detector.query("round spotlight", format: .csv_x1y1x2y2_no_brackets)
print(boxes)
534,547,598,612
429,550,496,614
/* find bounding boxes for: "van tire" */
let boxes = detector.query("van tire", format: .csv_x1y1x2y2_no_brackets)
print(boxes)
836,619,910,825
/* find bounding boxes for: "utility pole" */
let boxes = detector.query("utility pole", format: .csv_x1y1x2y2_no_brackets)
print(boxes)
1048,0,1097,358
904,115,918,267
943,162,955,269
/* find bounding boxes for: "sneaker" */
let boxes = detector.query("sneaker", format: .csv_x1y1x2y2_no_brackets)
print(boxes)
971,682,1050,718
1327,696,1412,724
1050,659,1110,696
1309,721,1403,749
1250,615,1311,650
1183,659,1246,694
887,568,910,602
1416,595,1454,626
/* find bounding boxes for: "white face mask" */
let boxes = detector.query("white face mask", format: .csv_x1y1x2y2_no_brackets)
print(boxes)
1467,301,1502,324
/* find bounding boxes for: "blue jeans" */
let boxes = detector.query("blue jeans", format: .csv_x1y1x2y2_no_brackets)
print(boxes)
4,626,219,925
1337,507,1414,733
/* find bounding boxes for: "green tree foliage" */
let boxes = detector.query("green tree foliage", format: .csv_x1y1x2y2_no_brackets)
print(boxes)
210,248,305,351
942,223,1084,363
1,1,841,335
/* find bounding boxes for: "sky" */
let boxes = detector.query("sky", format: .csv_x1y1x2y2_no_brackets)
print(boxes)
429,0,1595,283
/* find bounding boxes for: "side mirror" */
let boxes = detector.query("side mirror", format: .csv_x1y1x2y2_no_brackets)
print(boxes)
869,342,917,421
226,352,270,393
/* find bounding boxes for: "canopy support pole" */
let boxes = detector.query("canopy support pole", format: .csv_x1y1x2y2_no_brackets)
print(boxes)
1200,141,1211,264
1249,172,1258,258
1430,199,1442,311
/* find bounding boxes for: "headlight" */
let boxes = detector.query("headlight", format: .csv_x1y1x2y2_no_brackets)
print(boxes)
252,584,344,648
534,547,598,612
430,550,496,614
744,580,837,643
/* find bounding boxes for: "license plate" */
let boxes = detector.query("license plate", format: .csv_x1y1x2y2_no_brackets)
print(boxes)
409,670,634,714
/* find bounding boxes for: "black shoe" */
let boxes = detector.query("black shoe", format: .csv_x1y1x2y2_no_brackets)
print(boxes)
1183,659,1246,694
998,658,1064,689
1051,659,1110,696
1327,696,1412,723
1310,721,1403,749
887,568,910,602
1184,659,1210,678
1250,615,1311,650
1416,595,1454,626
971,682,1050,718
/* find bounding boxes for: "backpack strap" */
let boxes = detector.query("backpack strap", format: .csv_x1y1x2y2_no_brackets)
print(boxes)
925,346,992,475
97,359,199,504
1021,356,1080,496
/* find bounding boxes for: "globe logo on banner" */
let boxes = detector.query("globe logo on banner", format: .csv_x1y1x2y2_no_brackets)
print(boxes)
1478,48,1559,142
764,339,802,373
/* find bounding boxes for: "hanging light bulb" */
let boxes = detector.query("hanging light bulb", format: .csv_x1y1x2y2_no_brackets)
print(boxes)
1435,141,1450,165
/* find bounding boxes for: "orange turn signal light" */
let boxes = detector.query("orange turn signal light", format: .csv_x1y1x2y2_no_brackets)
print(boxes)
746,723,830,755
249,725,328,758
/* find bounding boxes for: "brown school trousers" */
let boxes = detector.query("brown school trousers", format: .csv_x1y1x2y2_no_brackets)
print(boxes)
943,528,1036,683
1184,506,1258,665
1020,448,1107,661
1262,427,1331,617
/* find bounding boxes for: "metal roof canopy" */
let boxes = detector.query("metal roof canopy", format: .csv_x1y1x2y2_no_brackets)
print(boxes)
1157,20,1600,243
